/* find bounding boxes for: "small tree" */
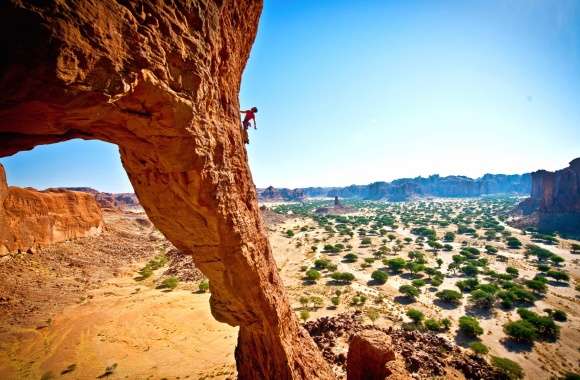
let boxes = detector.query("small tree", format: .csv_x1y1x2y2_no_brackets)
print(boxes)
459,316,483,337
406,308,424,324
436,289,462,304
305,269,321,282
371,270,388,284
299,310,310,322
503,320,537,342
469,289,496,308
491,356,524,379
198,280,210,293
399,285,419,299
286,230,295,238
385,258,406,273
469,341,489,355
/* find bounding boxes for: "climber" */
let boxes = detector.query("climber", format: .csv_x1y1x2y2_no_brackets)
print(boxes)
240,107,257,144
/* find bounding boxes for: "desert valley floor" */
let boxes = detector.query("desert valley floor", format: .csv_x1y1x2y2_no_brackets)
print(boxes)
0,198,578,379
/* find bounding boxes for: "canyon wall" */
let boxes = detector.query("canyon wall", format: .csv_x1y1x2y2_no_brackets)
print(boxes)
259,173,531,202
516,158,580,235
0,1,333,378
0,164,103,255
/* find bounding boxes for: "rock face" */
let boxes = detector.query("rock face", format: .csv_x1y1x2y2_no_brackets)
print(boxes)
0,1,333,379
0,164,103,255
516,158,580,236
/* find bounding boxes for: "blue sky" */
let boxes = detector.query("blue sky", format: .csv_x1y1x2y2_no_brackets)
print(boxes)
2,0,579,192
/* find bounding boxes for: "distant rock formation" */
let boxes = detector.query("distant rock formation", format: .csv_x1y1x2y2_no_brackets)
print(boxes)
58,187,140,210
0,164,104,255
260,173,531,202
258,186,305,201
515,158,580,236
315,196,356,215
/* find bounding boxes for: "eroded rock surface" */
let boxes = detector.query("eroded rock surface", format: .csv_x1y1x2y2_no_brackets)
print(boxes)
516,158,580,236
0,1,333,378
0,164,104,255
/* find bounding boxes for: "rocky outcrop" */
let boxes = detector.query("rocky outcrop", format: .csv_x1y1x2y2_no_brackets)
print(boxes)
305,312,499,379
0,164,103,255
258,186,305,201
515,158,580,236
315,196,356,215
346,330,400,380
0,1,332,379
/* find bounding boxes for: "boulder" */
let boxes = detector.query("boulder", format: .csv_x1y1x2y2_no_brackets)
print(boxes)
347,330,397,380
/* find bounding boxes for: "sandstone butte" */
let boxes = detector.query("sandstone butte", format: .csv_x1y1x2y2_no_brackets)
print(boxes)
0,1,335,379
517,157,580,235
0,163,104,256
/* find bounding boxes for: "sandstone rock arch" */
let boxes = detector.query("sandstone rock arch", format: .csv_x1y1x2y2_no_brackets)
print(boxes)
0,1,333,378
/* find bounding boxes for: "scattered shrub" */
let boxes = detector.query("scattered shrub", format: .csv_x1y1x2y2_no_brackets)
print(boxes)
458,316,483,337
491,356,523,379
371,270,388,284
469,341,489,355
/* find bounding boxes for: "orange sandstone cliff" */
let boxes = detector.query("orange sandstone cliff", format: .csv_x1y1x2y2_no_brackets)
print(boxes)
0,1,334,379
0,164,104,255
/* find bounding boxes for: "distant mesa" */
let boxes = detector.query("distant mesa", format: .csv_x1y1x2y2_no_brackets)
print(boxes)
258,186,305,202
0,164,104,256
56,187,140,210
258,173,531,202
514,157,580,236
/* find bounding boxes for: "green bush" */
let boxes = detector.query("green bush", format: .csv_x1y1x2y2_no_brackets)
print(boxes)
399,285,419,299
491,356,524,379
424,318,442,331
406,308,424,323
435,289,462,304
371,270,388,284
552,309,567,322
469,341,489,355
385,258,406,273
286,230,295,237
314,258,331,270
411,279,426,288
504,320,537,342
158,276,178,290
458,316,483,337
330,272,355,283
299,309,310,322
305,269,321,282
469,289,496,308
343,253,358,262
198,280,209,293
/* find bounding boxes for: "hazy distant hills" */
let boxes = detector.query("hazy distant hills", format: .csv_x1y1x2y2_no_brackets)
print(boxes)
258,173,531,202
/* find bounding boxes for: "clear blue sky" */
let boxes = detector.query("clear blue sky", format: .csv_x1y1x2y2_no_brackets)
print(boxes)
2,0,579,192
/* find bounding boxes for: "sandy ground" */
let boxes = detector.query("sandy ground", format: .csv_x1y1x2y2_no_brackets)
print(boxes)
0,211,237,380
0,261,237,380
